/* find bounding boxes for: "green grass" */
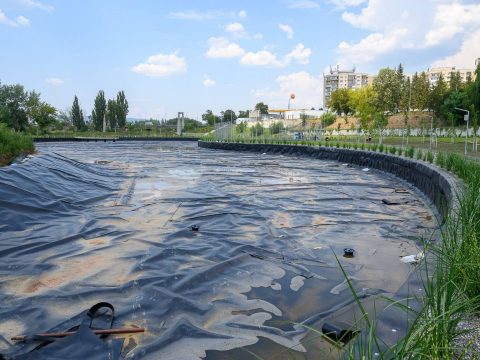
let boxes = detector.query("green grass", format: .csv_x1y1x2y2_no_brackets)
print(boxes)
0,124,35,166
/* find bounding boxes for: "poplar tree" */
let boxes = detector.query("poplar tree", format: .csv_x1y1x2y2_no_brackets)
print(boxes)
106,99,118,130
91,90,106,131
71,95,85,131
116,91,129,129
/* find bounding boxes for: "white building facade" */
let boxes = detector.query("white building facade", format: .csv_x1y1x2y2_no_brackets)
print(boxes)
323,66,373,108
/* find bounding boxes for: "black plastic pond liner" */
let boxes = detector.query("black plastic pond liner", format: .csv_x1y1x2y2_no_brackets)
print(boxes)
2,303,124,360
0,142,440,359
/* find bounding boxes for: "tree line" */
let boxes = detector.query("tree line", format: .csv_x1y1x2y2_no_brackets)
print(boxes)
329,63,480,133
201,103,269,126
71,90,129,132
0,81,56,132
0,80,129,133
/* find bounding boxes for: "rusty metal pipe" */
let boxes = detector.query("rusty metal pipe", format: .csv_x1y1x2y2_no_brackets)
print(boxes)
11,327,145,342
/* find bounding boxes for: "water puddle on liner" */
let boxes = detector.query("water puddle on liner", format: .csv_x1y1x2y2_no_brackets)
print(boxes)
0,141,439,359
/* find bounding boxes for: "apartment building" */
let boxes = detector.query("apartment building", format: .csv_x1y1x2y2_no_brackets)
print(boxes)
427,66,475,86
323,66,373,108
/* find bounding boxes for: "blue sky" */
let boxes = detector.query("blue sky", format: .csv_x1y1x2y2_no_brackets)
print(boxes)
1,0,480,119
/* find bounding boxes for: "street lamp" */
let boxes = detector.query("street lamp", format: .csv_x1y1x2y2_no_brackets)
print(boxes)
454,107,470,155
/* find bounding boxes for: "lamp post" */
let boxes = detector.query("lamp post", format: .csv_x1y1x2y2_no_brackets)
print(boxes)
454,107,470,155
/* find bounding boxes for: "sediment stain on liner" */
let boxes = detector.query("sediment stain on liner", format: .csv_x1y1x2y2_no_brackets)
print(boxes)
0,141,437,359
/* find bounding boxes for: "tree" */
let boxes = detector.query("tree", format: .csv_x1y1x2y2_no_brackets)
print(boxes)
91,90,106,131
374,113,388,144
330,88,353,115
107,99,118,130
320,112,337,127
441,91,469,125
411,72,430,111
221,109,237,123
470,104,478,152
202,110,220,126
27,92,56,132
373,68,401,113
429,74,448,119
116,91,128,128
449,71,462,92
238,110,249,118
395,63,405,110
71,96,85,131
270,121,284,134
400,77,411,112
255,102,269,115
250,122,263,136
236,121,247,133
472,63,480,122
0,83,29,131
349,85,378,132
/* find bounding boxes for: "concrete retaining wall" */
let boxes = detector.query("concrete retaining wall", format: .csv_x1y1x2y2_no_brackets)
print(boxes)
34,137,199,143
198,141,458,220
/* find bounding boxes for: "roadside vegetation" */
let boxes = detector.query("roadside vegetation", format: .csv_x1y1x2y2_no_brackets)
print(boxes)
0,124,34,166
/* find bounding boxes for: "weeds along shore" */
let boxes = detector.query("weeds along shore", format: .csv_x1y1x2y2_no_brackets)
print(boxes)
0,125,35,166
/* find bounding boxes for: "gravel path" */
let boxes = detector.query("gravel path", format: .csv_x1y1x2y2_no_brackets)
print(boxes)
454,317,480,360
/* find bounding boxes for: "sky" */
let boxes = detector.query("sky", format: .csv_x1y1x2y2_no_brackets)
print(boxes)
1,0,480,120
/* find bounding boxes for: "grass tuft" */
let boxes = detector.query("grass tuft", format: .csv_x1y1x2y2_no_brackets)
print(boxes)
0,124,35,166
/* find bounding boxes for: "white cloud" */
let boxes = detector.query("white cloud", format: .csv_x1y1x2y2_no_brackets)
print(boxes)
203,75,216,87
337,27,408,65
205,37,245,58
131,52,187,77
279,23,294,39
168,10,219,21
0,9,30,27
226,22,244,33
333,0,480,67
238,10,247,18
240,50,285,67
285,43,311,64
425,2,480,46
239,43,312,68
253,33,263,40
328,0,366,9
15,15,30,26
225,22,247,38
251,71,323,109
21,0,54,12
45,78,64,86
288,1,320,9
432,29,480,69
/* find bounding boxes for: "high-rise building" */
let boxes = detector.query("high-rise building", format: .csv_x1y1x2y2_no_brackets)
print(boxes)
323,66,373,108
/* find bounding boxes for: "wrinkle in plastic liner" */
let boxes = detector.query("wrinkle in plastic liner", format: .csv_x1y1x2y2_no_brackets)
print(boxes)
0,141,438,359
